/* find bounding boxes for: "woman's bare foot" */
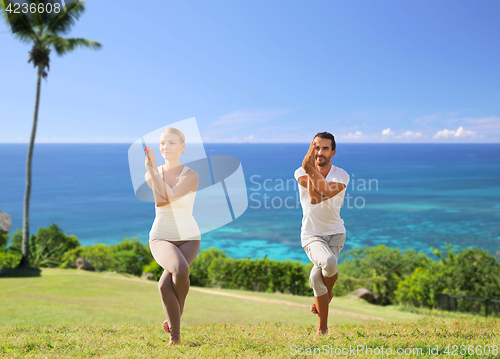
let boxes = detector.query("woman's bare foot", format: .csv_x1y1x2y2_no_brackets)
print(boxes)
167,338,181,346
162,320,170,333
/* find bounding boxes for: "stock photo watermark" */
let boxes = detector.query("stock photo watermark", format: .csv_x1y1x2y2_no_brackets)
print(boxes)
3,0,80,33
290,344,499,356
128,118,249,237
248,174,378,210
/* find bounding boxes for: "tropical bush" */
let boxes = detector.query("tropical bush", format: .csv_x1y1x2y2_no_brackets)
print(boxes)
142,259,162,280
61,237,153,277
143,246,230,285
331,275,376,297
0,248,21,270
5,222,500,312
30,224,80,267
0,231,21,269
337,245,431,302
61,244,113,272
396,245,500,308
0,232,8,248
208,255,311,295
190,247,228,286
1,225,80,268
7,230,22,252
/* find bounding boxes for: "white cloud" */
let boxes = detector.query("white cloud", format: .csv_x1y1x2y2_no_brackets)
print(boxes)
344,131,365,139
434,126,476,139
401,131,423,138
455,126,476,138
434,129,457,139
466,116,500,130
382,128,394,136
0,137,26,143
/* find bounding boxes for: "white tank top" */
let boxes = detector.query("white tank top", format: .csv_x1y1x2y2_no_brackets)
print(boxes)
149,166,201,241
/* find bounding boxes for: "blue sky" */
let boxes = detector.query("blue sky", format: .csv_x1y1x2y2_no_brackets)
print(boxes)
1,0,499,143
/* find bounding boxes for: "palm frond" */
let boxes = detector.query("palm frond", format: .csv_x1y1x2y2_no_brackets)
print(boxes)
0,0,38,42
47,36,102,55
46,0,86,35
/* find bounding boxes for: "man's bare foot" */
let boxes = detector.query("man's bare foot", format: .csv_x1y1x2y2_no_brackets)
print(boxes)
162,320,170,333
311,303,319,314
167,339,181,346
311,292,333,314
317,326,328,336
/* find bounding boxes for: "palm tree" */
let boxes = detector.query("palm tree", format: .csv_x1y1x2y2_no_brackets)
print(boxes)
1,1,102,268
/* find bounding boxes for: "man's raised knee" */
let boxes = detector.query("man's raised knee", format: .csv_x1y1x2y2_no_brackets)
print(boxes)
321,255,338,277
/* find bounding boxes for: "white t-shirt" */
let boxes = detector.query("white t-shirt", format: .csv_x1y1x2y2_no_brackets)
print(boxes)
294,165,350,247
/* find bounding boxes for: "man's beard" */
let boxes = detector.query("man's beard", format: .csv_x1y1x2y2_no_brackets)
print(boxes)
316,156,330,167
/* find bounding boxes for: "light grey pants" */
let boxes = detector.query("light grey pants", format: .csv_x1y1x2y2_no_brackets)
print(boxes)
149,238,201,341
303,233,346,297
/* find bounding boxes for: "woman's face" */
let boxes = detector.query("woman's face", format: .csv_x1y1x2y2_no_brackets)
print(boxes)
160,132,185,160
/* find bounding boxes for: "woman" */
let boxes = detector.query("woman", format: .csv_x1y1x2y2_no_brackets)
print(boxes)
144,127,200,346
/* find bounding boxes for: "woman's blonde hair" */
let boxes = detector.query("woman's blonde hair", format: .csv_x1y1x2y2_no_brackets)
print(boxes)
161,127,185,143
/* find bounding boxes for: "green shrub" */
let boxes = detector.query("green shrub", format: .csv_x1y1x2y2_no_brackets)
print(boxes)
8,230,22,252
0,231,22,269
62,238,153,276
144,247,229,283
30,224,80,267
143,260,162,281
338,245,431,302
0,248,21,269
395,244,500,308
61,244,113,271
332,275,376,297
189,247,227,287
208,255,311,295
111,238,153,276
0,233,8,248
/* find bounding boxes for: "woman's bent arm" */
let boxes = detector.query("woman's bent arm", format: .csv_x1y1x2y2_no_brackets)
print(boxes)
145,165,171,205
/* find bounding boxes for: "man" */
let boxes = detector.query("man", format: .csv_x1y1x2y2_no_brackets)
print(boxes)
294,132,350,335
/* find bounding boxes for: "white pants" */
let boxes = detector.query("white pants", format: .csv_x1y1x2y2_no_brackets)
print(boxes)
303,233,346,297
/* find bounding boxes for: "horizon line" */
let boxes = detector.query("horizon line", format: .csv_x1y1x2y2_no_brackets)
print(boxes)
1,141,499,145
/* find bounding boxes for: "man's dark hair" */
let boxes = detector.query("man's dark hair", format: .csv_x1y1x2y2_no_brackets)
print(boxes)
314,132,336,151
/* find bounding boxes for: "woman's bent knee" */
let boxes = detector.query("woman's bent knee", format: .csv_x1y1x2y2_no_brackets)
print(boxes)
173,263,189,278
159,281,169,294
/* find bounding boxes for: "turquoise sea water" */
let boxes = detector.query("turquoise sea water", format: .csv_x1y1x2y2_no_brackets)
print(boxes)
1,143,499,263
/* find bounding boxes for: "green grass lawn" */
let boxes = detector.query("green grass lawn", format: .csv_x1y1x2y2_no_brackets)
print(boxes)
0,268,420,326
1,268,499,358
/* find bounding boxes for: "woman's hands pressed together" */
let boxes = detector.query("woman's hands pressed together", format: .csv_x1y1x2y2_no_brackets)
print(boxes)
144,146,158,170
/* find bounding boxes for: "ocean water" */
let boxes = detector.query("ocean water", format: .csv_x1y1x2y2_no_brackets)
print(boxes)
1,143,499,263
